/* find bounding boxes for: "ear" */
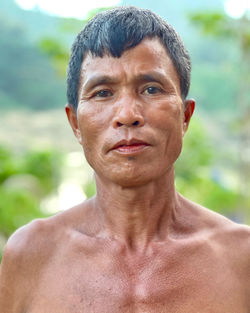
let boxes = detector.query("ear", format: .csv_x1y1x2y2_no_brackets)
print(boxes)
65,104,82,144
182,99,195,136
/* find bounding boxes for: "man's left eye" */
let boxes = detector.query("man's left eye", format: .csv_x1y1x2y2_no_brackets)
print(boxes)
144,86,161,95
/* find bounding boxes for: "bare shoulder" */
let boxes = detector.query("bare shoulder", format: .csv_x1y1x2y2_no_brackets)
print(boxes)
208,213,250,302
1,197,95,269
182,194,250,242
183,196,250,297
181,194,250,262
1,216,56,275
197,202,250,252
0,198,95,311
0,218,53,312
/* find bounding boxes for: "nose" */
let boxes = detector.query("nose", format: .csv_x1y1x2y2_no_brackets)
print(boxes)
112,96,145,128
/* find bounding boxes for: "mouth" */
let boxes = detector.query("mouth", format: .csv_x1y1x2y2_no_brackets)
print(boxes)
111,139,150,154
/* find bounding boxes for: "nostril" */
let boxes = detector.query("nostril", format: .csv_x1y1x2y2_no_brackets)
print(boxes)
115,120,141,128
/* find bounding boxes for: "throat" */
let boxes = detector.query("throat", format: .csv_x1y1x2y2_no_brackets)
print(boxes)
94,175,179,250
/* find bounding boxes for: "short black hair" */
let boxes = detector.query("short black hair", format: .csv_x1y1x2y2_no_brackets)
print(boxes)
67,6,191,111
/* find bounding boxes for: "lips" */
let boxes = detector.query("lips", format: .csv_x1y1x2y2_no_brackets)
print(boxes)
111,138,150,153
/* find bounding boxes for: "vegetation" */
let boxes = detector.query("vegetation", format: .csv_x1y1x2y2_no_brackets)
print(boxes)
189,9,250,224
175,118,241,217
0,145,64,260
0,0,66,110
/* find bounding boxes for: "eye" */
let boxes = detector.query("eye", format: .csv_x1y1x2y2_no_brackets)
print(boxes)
143,86,162,95
94,89,113,98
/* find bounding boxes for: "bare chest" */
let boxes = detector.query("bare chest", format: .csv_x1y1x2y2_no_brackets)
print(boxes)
27,242,247,313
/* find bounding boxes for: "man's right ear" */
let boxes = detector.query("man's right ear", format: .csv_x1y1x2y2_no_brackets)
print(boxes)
65,104,82,145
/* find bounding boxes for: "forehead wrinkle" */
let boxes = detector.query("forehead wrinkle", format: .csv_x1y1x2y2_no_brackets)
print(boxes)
133,72,172,85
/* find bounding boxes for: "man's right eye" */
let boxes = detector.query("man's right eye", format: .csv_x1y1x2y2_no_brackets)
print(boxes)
94,90,113,98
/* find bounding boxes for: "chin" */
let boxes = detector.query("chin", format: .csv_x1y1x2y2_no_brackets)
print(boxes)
91,153,178,187
103,165,169,188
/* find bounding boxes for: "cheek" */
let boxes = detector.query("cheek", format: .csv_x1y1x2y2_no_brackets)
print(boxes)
148,99,183,132
77,103,112,156
148,100,184,163
78,103,107,135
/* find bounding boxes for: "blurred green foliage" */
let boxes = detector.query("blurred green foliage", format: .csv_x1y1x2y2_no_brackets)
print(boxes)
22,150,62,195
188,9,250,220
190,11,250,53
0,1,66,110
83,180,96,199
175,119,241,216
38,37,69,77
0,145,63,262
0,188,41,237
190,12,233,36
0,146,18,184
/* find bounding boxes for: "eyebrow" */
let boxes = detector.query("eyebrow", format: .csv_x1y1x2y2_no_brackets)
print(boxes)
81,71,173,93
81,75,119,93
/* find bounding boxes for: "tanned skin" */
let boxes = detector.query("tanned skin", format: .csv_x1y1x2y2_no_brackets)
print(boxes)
0,38,250,313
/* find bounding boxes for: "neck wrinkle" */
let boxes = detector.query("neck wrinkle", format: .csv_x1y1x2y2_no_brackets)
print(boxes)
93,167,179,252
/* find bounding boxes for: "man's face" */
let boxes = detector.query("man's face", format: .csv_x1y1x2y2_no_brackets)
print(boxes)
66,38,194,187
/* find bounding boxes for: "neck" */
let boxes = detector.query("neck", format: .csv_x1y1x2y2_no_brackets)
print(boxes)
94,167,180,251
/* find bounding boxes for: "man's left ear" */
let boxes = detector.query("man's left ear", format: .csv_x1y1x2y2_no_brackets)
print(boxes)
182,99,195,136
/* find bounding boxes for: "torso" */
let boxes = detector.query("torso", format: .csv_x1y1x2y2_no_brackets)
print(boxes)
25,213,248,313
2,200,250,313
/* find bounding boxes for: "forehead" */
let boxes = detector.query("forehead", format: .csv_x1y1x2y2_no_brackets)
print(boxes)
79,38,180,91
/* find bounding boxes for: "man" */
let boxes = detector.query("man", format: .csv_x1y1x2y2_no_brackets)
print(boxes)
0,6,249,313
